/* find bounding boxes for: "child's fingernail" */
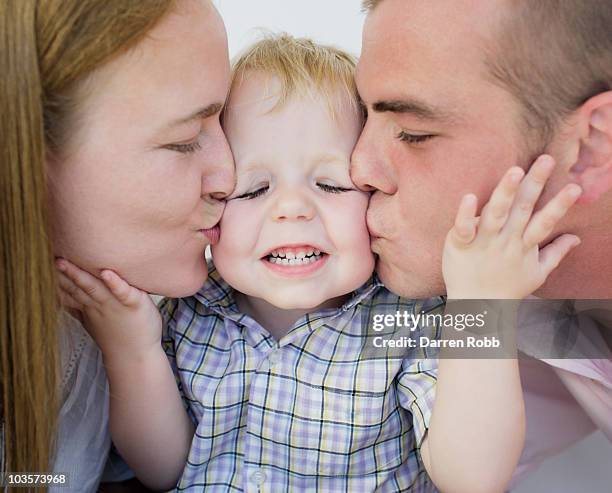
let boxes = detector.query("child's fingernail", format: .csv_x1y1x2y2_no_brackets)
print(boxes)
568,184,582,198
539,155,555,169
56,260,66,271
509,169,523,183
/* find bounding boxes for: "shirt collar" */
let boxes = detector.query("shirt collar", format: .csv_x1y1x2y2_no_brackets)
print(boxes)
192,261,237,310
193,261,383,320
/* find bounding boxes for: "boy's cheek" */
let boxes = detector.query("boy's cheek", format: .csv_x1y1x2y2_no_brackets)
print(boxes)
335,196,370,236
218,201,255,234
215,208,250,256
329,201,375,267
326,192,369,216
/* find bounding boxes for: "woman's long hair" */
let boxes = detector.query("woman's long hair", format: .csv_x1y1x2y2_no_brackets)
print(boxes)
0,0,174,476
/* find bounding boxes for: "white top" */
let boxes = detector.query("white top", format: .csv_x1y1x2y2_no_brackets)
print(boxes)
51,313,113,493
0,313,131,490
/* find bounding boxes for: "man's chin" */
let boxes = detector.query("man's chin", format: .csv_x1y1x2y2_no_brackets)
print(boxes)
375,257,443,299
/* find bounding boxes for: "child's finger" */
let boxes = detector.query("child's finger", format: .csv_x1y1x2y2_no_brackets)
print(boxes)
57,273,95,308
539,233,581,277
58,287,83,311
478,167,524,236
100,270,142,307
523,184,582,248
449,194,478,245
504,155,556,235
56,259,111,304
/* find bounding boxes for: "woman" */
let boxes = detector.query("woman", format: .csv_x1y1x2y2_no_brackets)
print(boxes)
0,0,234,490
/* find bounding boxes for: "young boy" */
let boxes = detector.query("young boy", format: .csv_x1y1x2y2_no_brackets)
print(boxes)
57,34,582,492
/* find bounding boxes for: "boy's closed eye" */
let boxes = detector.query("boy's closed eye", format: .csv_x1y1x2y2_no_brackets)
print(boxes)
317,182,354,193
232,185,269,200
229,181,356,201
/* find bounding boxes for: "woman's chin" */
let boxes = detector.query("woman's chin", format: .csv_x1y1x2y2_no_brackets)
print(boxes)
143,263,209,298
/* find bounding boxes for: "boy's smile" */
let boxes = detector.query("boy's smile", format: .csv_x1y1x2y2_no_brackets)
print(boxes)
261,244,329,277
212,74,374,311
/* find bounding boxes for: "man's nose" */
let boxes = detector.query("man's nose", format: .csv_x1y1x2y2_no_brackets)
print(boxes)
272,188,316,222
351,150,376,192
351,127,379,192
351,125,396,195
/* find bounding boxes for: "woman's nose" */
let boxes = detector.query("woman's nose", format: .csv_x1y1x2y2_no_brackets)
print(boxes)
272,188,316,222
202,133,235,200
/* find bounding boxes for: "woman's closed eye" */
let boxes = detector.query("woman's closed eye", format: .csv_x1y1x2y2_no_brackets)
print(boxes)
163,139,202,154
317,183,353,194
233,185,269,200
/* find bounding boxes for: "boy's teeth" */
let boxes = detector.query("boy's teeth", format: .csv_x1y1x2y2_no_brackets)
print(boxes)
268,252,323,266
268,247,323,259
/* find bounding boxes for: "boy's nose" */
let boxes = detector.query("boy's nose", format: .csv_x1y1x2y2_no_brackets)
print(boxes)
272,190,315,222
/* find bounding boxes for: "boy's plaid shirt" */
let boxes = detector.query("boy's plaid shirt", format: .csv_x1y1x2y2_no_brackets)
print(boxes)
160,265,444,492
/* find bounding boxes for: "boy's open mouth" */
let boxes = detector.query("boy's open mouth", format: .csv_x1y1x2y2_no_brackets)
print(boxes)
261,245,328,267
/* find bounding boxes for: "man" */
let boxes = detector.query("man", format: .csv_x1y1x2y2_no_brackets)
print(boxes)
351,0,612,490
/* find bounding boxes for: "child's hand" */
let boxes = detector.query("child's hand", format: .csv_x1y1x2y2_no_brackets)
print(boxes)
56,259,162,359
443,155,582,299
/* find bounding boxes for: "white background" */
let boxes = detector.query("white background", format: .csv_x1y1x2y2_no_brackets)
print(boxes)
214,0,364,58
213,2,611,492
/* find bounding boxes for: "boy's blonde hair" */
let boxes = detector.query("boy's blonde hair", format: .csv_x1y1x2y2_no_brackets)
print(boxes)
228,33,361,118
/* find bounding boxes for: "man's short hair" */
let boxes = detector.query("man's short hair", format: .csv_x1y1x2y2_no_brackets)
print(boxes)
362,0,612,144
487,0,612,143
361,0,381,11
228,32,360,119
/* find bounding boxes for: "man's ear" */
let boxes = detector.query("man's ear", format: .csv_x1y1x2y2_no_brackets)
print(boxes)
570,91,612,203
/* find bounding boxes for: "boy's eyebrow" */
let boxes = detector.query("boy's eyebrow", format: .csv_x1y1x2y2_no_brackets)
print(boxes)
372,98,456,122
315,153,348,166
167,102,224,128
240,162,265,175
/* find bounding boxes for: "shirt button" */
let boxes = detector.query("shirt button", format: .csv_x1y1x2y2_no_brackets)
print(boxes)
250,469,266,485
